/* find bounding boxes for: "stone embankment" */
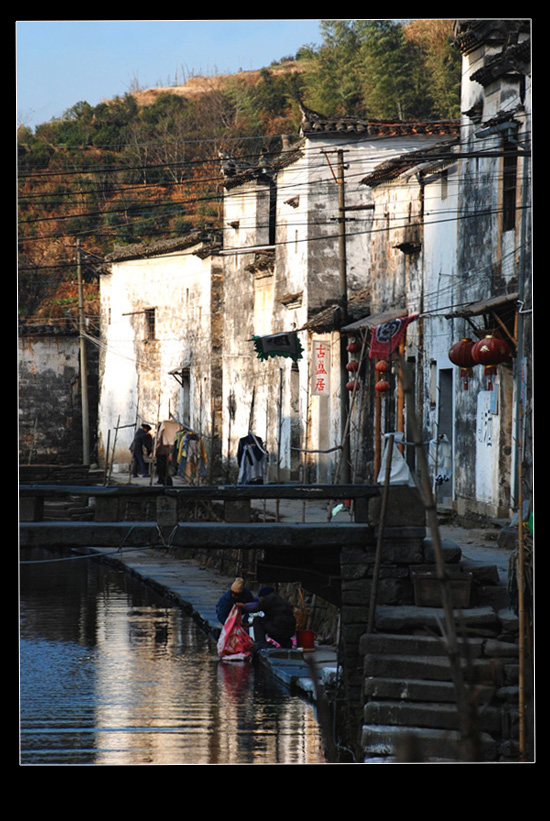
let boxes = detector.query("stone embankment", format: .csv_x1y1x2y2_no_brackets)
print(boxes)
23,469,530,763
85,543,340,702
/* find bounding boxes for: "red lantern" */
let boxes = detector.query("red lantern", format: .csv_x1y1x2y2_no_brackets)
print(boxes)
448,338,476,390
346,340,361,353
375,359,389,374
472,335,511,390
375,379,390,393
346,360,360,372
346,379,360,391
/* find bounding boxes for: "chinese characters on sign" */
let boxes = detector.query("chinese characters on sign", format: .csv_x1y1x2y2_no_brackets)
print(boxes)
312,340,331,396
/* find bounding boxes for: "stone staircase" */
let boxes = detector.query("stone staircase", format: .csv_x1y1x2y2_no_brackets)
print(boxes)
43,495,95,521
359,627,522,762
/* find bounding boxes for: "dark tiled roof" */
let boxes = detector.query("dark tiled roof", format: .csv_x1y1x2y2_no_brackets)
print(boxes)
299,102,459,139
304,288,372,332
471,39,530,86
220,142,305,189
453,19,530,56
361,138,460,186
106,229,223,263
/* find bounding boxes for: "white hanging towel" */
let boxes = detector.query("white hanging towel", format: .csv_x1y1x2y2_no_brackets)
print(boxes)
377,432,415,486
429,433,452,486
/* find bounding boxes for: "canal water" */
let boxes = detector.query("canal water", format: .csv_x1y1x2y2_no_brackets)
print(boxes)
20,548,326,766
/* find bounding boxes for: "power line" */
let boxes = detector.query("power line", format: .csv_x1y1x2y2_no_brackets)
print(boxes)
18,204,531,276
18,154,532,231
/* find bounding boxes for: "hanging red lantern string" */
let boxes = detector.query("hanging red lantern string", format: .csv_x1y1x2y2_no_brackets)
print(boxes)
448,338,477,390
374,359,390,393
346,360,360,372
345,339,363,389
471,334,511,390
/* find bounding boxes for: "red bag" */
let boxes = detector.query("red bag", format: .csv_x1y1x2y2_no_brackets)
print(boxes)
217,605,255,660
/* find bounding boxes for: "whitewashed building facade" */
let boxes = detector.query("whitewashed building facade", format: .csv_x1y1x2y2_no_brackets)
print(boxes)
333,19,532,520
98,231,224,475
97,19,531,523
219,111,459,483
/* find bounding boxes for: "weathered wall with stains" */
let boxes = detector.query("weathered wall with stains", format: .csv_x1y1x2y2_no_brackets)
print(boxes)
98,244,222,470
220,131,451,483
451,21,531,518
19,329,98,464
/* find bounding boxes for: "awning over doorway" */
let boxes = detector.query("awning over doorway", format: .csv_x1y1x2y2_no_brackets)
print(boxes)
444,292,519,348
443,292,518,319
341,307,408,334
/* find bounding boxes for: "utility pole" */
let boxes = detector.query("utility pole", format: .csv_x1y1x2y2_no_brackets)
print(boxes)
321,148,351,483
76,238,90,465
337,149,351,483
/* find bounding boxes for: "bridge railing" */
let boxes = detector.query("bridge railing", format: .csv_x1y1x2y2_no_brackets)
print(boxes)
19,483,381,524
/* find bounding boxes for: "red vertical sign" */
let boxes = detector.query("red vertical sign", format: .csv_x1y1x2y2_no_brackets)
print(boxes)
312,340,331,396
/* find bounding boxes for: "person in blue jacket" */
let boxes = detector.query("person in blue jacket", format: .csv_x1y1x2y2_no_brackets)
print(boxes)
216,577,257,624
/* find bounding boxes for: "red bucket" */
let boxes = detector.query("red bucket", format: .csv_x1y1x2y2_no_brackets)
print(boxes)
296,629,315,650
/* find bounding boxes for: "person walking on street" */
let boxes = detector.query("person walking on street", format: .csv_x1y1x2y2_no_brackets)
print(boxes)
130,423,153,478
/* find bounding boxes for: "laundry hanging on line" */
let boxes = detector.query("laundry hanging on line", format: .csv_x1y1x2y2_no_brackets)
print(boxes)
237,433,268,485
172,427,207,483
377,432,416,486
428,433,452,486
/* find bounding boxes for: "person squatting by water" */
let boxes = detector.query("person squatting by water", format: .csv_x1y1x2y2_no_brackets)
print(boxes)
216,577,257,625
237,587,296,649
130,423,153,478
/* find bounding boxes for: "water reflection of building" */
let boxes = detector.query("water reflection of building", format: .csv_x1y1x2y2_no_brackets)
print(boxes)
92,591,324,765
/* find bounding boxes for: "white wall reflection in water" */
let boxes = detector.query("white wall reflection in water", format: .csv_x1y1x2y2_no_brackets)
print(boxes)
20,549,326,766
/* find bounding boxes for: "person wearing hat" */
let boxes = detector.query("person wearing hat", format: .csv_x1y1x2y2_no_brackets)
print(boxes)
237,586,296,649
216,577,257,625
130,423,153,478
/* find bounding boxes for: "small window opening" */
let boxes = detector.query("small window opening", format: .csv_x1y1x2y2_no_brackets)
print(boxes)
145,308,156,340
502,144,518,232
441,169,448,201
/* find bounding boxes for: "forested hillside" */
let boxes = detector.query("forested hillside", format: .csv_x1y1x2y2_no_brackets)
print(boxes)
17,19,461,323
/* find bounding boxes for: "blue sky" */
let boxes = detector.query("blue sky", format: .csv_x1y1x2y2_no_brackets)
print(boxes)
16,19,324,130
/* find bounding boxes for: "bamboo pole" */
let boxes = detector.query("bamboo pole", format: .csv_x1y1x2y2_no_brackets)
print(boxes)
517,434,526,761
107,416,121,486
399,356,480,761
302,355,310,522
374,391,382,478
150,392,162,486
276,371,282,521
102,429,111,486
397,338,405,455
367,433,394,633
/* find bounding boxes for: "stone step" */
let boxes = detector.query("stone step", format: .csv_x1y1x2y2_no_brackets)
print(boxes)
43,499,94,521
360,631,518,660
363,676,495,705
364,698,502,734
373,604,505,636
361,724,499,763
364,652,506,685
